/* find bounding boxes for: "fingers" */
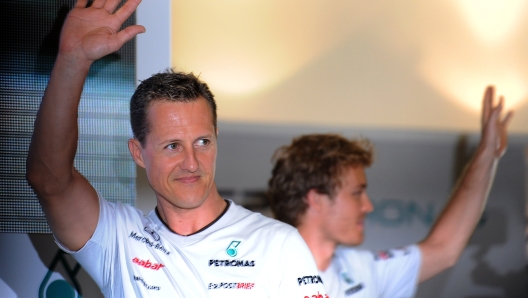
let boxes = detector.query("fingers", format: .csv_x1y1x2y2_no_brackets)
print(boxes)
104,0,123,13
87,0,140,16
484,91,514,157
110,24,146,51
478,85,513,157
115,0,142,22
91,0,106,9
502,110,514,127
75,0,89,8
481,85,494,126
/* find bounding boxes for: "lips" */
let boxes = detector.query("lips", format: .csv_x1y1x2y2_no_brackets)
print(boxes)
175,175,200,183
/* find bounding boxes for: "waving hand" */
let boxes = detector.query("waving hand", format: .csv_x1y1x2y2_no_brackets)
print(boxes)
480,86,514,158
59,0,145,63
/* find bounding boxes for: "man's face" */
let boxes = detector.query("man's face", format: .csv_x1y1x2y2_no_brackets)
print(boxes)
320,166,373,246
130,97,218,209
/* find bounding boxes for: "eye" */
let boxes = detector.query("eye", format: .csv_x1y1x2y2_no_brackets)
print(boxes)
166,143,179,150
352,190,363,198
195,138,211,147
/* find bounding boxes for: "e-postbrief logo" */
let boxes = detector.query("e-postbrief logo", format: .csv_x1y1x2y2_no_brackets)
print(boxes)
298,275,323,286
208,282,255,290
129,230,171,256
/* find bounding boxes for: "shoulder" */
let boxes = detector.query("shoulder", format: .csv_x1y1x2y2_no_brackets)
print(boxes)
336,245,420,263
95,195,153,235
335,246,372,258
98,195,146,219
229,202,296,230
225,202,299,241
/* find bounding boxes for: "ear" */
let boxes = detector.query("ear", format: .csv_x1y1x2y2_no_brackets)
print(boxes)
128,138,146,168
305,189,327,212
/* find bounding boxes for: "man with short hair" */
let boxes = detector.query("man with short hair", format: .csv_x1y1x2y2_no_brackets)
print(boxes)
26,0,327,297
268,87,513,297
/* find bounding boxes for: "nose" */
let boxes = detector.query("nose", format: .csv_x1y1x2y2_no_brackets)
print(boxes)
362,194,374,214
180,147,198,172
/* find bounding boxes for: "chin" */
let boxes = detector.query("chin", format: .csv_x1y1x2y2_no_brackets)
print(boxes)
343,236,364,247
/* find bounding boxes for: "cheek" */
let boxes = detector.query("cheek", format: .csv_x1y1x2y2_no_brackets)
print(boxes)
198,152,217,171
145,156,178,177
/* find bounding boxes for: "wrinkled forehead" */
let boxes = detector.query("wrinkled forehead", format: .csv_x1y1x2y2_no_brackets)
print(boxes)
144,98,217,139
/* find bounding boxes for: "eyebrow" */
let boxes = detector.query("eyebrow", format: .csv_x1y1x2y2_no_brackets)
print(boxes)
162,134,215,145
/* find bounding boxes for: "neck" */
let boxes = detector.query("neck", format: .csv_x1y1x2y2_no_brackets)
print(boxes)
297,221,337,271
156,190,227,236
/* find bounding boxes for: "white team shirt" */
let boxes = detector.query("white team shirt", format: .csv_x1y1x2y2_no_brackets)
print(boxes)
320,245,421,298
57,195,327,298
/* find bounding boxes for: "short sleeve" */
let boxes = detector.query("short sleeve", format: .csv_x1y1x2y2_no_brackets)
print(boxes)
275,229,328,298
54,193,118,293
373,245,422,298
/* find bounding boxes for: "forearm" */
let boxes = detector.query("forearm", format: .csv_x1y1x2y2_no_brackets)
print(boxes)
418,143,497,281
26,54,92,196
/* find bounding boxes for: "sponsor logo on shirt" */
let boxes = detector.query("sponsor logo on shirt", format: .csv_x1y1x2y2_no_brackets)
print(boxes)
344,283,364,296
341,272,354,285
144,226,160,241
373,250,394,261
225,240,241,257
208,282,255,290
134,275,161,291
132,257,165,270
209,259,255,267
304,291,329,298
129,231,171,256
400,247,411,255
298,275,323,286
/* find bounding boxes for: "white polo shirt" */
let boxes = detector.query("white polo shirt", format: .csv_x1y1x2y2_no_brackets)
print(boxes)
320,245,421,298
58,196,327,298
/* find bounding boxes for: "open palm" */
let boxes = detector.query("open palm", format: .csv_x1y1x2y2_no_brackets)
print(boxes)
59,0,145,62
480,86,514,158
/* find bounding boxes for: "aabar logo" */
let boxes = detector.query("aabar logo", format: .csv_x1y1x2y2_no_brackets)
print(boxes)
226,241,241,257
132,257,165,270
303,292,329,298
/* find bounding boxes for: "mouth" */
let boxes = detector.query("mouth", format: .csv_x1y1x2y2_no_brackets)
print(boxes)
175,175,200,183
357,220,365,228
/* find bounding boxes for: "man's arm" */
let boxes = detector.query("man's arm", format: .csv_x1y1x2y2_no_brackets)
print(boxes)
418,86,513,282
26,0,145,251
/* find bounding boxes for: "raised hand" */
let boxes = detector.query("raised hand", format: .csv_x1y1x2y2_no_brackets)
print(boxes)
480,86,514,158
59,0,145,63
